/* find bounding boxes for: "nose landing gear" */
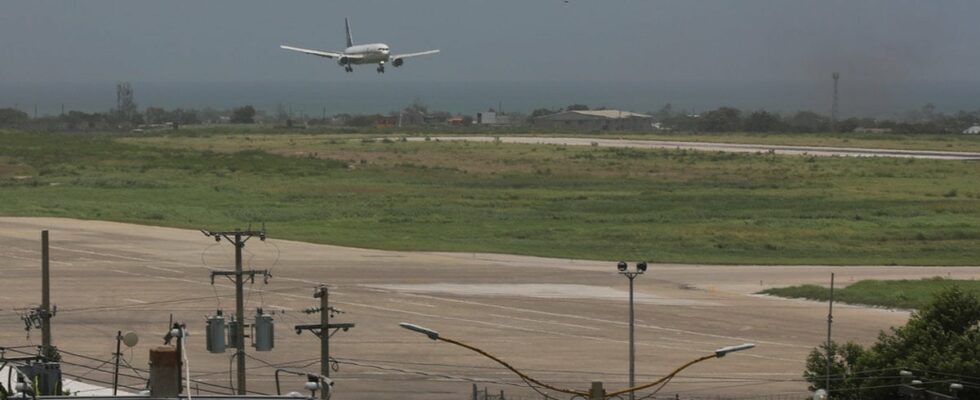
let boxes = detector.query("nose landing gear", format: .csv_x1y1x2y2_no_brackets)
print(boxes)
376,62,386,74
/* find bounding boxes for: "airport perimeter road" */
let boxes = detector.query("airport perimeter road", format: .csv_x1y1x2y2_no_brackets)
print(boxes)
2,218,979,399
409,136,980,160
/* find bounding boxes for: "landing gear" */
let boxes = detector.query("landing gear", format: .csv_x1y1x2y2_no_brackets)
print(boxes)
376,62,385,74
344,65,353,73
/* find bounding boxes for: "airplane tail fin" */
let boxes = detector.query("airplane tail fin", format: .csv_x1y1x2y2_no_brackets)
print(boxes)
345,17,354,48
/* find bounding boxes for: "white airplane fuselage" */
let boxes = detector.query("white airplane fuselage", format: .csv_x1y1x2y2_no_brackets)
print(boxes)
280,17,438,73
340,43,390,65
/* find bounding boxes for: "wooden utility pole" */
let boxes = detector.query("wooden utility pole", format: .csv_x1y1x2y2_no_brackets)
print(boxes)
41,230,53,359
202,227,269,395
295,285,354,400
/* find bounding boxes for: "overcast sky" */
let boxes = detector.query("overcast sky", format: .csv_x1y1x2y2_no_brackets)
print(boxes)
2,0,978,85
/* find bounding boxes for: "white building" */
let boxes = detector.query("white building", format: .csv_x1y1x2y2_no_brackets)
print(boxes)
962,125,980,134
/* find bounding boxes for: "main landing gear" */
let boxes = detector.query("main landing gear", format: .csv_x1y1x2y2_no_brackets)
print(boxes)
344,65,354,73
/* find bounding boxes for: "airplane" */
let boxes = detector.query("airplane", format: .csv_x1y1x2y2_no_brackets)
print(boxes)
281,18,440,74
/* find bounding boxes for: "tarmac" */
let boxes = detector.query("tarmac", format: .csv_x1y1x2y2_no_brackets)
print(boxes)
1,217,978,399
408,136,980,160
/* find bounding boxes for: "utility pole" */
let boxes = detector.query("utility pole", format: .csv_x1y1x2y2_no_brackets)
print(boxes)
825,272,835,397
41,230,53,360
113,331,122,395
295,285,354,400
201,227,269,395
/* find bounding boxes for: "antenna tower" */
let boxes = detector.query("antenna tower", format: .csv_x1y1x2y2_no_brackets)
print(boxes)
831,72,840,132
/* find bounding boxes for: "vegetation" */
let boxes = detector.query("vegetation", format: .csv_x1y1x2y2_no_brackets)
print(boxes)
803,287,980,399
759,278,980,309
1,130,979,264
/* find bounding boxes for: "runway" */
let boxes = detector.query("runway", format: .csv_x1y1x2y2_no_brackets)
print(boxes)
408,136,980,160
1,218,977,399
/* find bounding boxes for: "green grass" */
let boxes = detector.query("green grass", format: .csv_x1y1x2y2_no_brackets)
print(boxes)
758,278,980,309
2,129,980,264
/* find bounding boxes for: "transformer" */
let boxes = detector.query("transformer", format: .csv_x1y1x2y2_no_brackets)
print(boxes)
252,308,274,352
205,310,226,353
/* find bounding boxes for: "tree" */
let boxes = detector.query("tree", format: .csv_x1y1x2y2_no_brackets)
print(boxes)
565,104,589,111
655,103,674,121
743,110,782,132
803,287,980,400
804,341,869,400
230,106,256,124
788,111,830,133
0,108,30,126
701,107,742,132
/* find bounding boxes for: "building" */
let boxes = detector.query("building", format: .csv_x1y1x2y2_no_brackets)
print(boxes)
476,109,497,124
962,125,980,134
532,110,653,131
475,109,524,127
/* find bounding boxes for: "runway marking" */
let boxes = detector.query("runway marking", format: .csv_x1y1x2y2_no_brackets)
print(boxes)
123,298,147,304
488,313,600,331
145,265,184,274
390,298,436,308
50,245,156,262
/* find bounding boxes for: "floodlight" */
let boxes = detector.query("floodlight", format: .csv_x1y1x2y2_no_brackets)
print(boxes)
617,261,628,272
637,261,647,273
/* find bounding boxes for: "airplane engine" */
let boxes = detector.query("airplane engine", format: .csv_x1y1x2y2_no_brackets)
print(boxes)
338,57,350,66
393,58,404,67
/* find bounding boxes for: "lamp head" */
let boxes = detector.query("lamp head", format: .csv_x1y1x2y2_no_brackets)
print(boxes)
400,322,440,340
637,261,648,273
714,343,755,358
617,261,628,272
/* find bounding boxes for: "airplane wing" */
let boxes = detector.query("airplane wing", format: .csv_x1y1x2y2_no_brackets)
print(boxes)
391,49,440,59
280,45,363,60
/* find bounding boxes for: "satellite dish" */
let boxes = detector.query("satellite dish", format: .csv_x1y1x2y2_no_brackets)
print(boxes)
122,331,139,348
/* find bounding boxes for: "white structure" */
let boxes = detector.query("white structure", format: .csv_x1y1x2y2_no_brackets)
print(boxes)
477,110,497,124
962,125,980,134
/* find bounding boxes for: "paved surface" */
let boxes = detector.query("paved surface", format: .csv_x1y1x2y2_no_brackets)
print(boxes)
2,218,978,399
408,136,980,160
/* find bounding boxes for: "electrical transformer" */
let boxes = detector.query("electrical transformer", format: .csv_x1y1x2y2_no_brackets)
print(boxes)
205,310,226,353
253,308,274,351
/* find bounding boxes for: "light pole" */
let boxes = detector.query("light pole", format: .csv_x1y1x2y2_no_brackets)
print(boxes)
618,261,647,400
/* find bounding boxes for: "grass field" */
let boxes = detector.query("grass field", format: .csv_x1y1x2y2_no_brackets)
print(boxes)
2,129,979,264
758,277,980,309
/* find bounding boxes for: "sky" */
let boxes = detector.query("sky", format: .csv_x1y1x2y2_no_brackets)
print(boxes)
2,0,980,85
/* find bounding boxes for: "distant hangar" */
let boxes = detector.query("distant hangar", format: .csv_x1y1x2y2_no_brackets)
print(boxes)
533,109,653,131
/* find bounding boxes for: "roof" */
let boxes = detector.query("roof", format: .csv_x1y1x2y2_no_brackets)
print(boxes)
536,110,652,120
963,125,980,134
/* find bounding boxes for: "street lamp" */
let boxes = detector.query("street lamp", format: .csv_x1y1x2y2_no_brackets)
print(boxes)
399,322,754,400
618,261,646,400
